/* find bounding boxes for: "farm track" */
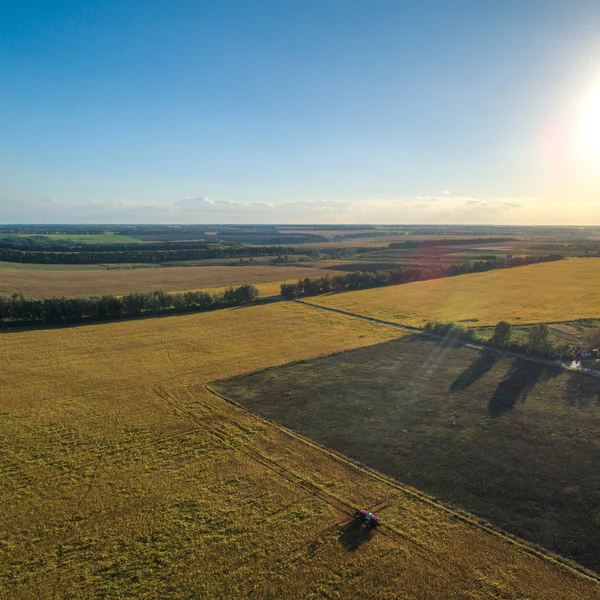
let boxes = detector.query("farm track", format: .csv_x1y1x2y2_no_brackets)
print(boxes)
294,299,600,378
153,383,600,594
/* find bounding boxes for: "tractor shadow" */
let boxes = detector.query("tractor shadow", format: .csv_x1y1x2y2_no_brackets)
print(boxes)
338,519,373,551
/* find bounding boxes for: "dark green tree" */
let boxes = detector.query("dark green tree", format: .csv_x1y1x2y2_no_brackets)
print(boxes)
491,321,512,347
234,284,259,304
528,323,552,356
280,283,297,299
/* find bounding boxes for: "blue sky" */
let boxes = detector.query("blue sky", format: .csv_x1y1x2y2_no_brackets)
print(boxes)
2,0,600,224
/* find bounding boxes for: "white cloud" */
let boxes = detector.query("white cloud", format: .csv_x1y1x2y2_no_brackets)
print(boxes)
176,196,215,210
1,192,590,225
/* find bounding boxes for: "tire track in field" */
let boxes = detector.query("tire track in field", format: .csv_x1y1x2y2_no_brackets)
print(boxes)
51,404,125,600
153,385,356,516
152,385,520,599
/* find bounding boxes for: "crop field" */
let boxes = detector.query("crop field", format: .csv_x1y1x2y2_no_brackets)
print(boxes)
297,235,527,250
2,303,598,598
355,241,571,263
0,233,143,244
215,335,600,572
299,237,417,249
0,261,107,272
0,264,342,298
305,258,600,327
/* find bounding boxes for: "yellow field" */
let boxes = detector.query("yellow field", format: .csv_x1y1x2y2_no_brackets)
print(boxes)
0,263,341,298
187,279,287,298
1,302,598,598
305,258,600,327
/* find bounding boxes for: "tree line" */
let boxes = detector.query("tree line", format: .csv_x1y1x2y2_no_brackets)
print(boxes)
388,237,517,249
281,254,563,298
0,238,214,251
0,285,259,327
424,320,587,361
0,245,304,264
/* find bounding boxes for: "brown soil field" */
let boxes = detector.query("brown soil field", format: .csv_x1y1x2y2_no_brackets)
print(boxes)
0,264,342,298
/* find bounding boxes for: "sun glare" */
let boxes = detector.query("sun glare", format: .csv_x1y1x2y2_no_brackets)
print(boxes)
577,82,600,164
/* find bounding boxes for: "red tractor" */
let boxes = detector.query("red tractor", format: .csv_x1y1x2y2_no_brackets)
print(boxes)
354,509,381,529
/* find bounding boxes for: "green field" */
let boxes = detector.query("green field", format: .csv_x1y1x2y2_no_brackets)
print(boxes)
0,233,142,244
215,335,600,573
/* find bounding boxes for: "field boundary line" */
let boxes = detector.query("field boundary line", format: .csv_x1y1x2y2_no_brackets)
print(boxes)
206,383,600,586
294,299,600,379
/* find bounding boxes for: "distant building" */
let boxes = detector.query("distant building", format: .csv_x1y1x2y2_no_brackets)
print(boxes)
505,254,514,260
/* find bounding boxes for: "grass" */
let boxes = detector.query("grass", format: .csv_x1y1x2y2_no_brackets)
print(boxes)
305,258,600,327
1,303,598,597
0,233,142,244
0,264,342,298
214,334,600,573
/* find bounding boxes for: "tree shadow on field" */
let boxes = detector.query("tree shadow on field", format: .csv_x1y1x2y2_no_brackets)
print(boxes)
338,519,373,551
563,372,600,408
488,361,561,418
450,351,498,392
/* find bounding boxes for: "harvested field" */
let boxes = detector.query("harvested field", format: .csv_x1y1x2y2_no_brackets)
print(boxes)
0,261,106,272
0,264,341,298
215,335,600,572
305,258,600,327
1,303,598,597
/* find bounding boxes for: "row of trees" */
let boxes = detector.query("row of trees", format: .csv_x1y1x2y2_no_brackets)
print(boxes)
0,285,259,327
0,238,209,252
0,245,303,264
486,321,597,360
424,319,585,361
388,237,517,249
281,254,564,299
